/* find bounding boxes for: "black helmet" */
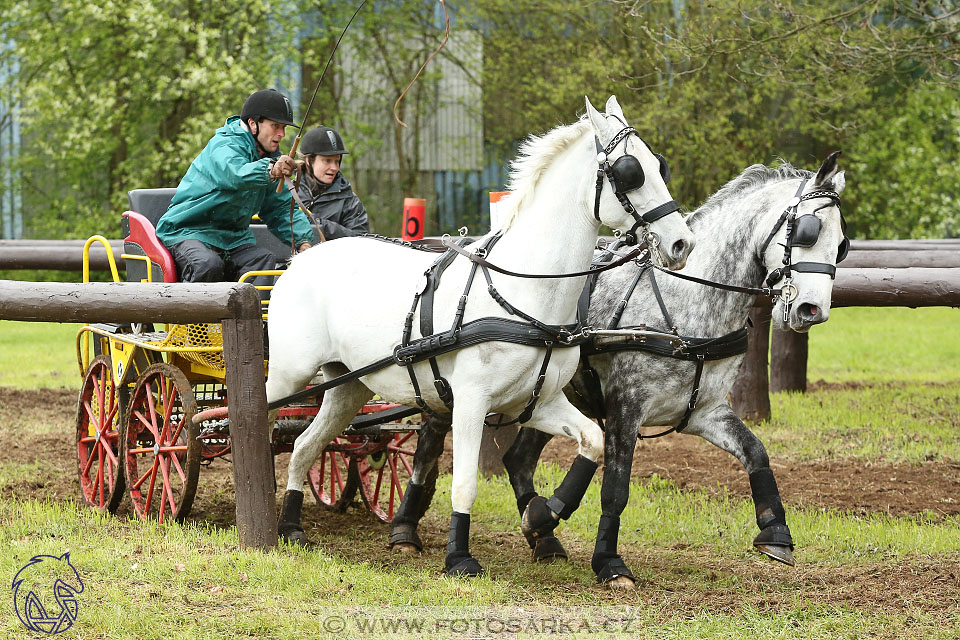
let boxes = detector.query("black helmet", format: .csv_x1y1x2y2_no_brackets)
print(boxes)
240,89,297,127
300,126,349,156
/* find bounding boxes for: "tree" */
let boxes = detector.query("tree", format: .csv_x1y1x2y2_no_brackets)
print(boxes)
1,0,297,239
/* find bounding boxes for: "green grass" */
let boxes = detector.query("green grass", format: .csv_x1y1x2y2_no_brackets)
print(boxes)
0,320,82,389
3,305,960,638
2,474,959,639
807,307,960,383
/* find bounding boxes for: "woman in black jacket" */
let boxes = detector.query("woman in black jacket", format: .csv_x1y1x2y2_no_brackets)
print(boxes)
296,126,369,240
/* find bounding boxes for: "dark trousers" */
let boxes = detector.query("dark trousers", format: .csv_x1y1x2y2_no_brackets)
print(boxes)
169,240,277,300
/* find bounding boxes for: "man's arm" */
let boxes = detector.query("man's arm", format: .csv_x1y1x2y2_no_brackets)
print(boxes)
260,185,314,250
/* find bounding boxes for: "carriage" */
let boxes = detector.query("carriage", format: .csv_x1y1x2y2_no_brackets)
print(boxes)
74,188,424,524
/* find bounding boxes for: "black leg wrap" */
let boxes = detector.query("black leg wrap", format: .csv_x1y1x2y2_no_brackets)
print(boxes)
388,522,423,553
544,455,599,520
749,468,787,527
392,482,425,526
444,512,484,577
749,467,793,551
389,482,426,552
531,536,569,563
591,514,634,584
278,489,308,546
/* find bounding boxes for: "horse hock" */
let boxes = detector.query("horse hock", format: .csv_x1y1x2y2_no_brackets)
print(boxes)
521,455,598,539
749,467,795,566
445,512,485,577
278,489,310,547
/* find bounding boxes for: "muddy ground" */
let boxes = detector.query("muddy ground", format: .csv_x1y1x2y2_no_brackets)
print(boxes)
4,387,959,520
3,386,960,627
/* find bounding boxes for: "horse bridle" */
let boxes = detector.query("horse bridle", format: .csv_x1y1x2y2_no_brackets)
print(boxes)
757,178,849,321
594,126,680,246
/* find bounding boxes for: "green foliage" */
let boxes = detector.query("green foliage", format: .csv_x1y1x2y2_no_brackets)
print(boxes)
845,85,960,238
2,0,958,241
2,0,298,239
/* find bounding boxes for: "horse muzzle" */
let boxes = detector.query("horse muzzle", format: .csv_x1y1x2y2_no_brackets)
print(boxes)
649,232,694,271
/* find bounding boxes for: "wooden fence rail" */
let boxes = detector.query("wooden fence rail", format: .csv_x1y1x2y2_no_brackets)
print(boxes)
733,266,960,420
0,280,275,549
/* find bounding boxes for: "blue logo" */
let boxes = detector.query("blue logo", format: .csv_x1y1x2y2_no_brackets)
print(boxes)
11,553,84,634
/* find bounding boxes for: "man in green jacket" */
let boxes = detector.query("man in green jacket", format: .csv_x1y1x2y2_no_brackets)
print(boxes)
157,89,314,290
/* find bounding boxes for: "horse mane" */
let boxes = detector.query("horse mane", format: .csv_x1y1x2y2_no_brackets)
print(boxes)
686,161,813,226
497,118,593,230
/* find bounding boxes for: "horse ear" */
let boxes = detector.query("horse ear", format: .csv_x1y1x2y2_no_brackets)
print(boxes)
814,150,842,188
831,170,846,194
585,96,608,139
604,95,625,122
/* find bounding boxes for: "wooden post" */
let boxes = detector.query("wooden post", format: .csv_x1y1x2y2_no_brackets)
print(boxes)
0,280,275,549
730,306,772,422
770,329,808,393
478,425,518,476
221,292,276,548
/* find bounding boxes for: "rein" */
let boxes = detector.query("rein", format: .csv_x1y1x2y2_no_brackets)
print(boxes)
440,233,644,279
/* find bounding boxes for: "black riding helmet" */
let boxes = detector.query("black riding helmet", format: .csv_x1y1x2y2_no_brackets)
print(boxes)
240,89,297,127
300,126,349,156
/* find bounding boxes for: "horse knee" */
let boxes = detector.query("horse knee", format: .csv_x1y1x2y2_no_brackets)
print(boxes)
578,423,603,461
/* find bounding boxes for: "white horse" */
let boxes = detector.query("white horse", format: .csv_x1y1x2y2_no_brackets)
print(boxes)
265,95,696,576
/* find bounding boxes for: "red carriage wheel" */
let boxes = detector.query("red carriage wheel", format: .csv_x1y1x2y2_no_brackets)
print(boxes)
76,355,124,512
357,431,417,523
307,437,360,510
120,363,200,523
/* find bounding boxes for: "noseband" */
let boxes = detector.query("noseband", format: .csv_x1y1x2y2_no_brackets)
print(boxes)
593,127,680,245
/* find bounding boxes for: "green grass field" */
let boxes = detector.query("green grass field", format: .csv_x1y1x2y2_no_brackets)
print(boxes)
1,309,959,639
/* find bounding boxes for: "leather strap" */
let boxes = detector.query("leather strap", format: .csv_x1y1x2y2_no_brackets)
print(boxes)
440,234,642,279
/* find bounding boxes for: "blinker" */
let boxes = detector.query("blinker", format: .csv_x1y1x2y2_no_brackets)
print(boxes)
610,155,645,193
792,215,821,248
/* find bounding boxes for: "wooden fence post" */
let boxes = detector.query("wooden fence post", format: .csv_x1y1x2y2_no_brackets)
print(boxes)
222,286,276,549
731,306,772,422
478,425,518,476
770,329,808,393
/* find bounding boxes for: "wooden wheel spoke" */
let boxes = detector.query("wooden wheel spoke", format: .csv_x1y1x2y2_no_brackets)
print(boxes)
158,455,178,515
133,462,155,491
143,460,159,515
169,450,187,483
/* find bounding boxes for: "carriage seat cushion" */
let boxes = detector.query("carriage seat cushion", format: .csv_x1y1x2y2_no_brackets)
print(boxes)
122,211,178,283
127,188,177,228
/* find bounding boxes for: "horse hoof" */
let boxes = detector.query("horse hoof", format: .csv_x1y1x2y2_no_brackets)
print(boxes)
521,496,558,539
445,556,485,578
388,523,423,554
603,576,636,590
279,528,311,548
532,536,568,563
390,543,421,555
756,543,795,566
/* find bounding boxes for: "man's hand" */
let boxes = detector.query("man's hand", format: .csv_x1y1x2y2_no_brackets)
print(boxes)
269,155,297,180
297,241,312,253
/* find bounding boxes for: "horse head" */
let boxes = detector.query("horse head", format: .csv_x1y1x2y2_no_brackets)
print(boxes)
585,95,695,269
759,151,848,332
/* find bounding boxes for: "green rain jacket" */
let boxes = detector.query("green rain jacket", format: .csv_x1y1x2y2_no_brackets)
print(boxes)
156,116,313,251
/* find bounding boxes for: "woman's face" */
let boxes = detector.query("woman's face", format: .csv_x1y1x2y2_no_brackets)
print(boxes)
310,155,341,185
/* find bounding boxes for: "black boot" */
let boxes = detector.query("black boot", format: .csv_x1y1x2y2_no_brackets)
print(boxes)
389,482,425,552
591,514,634,584
444,512,484,577
522,455,598,539
278,489,309,547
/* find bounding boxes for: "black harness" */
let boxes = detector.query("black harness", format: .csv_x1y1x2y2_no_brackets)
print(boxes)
594,126,680,245
269,233,592,425
571,246,749,439
571,179,847,438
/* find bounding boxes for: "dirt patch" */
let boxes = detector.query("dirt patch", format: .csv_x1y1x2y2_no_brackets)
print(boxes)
3,387,959,520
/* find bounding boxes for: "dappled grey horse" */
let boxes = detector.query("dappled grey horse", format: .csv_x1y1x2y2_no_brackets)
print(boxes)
388,153,848,587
